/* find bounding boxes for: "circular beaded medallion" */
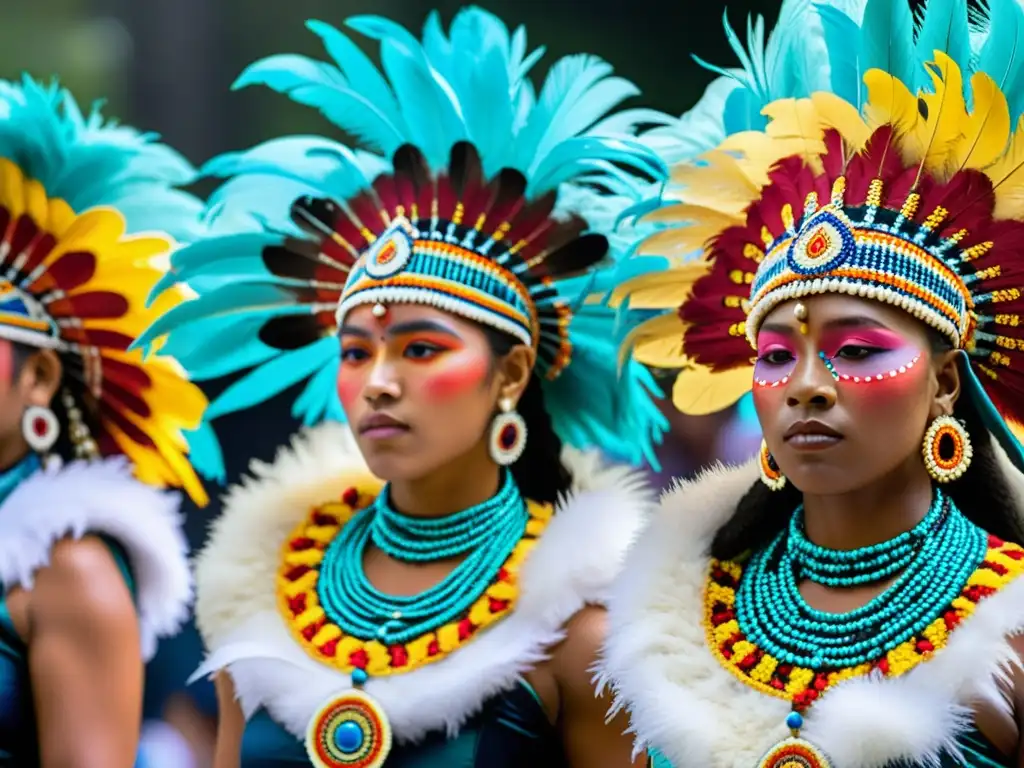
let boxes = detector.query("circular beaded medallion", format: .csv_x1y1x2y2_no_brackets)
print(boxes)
364,221,414,279
305,690,392,768
757,736,832,768
787,209,856,275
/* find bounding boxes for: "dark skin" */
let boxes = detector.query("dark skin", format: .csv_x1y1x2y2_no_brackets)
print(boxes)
212,303,641,768
0,341,143,768
753,294,1024,758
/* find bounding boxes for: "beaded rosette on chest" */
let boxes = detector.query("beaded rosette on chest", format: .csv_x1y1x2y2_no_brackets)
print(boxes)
703,493,1024,766
276,480,552,767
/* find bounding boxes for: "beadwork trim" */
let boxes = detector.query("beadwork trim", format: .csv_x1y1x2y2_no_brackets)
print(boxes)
276,483,553,678
703,535,1024,711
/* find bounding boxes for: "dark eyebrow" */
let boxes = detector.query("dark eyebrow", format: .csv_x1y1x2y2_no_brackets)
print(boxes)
759,322,794,336
337,320,461,339
338,325,372,339
820,316,889,331
387,320,461,338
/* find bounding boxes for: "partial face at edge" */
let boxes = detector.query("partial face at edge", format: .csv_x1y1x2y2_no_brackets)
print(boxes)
337,303,531,482
752,294,959,495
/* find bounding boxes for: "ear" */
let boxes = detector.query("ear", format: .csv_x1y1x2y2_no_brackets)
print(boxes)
930,348,961,418
494,344,535,407
17,348,63,409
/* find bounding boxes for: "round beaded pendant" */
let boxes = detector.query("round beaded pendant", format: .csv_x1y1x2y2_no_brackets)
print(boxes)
305,689,392,768
757,713,832,768
786,208,856,275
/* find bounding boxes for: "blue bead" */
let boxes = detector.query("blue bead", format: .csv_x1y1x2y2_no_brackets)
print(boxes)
786,712,803,731
334,721,364,754
351,668,368,686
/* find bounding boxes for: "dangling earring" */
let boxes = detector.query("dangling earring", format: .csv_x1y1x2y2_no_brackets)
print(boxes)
759,439,786,491
922,414,972,483
62,390,99,460
22,405,59,457
489,397,527,466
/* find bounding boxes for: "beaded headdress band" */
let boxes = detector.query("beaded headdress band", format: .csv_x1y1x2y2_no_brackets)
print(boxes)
615,9,1024,462
0,76,213,505
138,9,670,472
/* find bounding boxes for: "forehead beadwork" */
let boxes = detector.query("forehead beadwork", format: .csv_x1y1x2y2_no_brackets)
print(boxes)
371,303,388,319
363,218,415,279
794,302,809,335
787,204,857,276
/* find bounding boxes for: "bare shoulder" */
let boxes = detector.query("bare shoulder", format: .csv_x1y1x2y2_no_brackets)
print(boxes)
550,605,608,694
29,535,136,631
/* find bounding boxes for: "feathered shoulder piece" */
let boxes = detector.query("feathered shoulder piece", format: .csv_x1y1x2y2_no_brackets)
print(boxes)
615,0,1024,466
139,7,671,476
0,76,213,505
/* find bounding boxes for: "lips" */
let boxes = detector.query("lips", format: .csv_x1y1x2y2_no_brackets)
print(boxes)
358,413,410,436
783,420,843,449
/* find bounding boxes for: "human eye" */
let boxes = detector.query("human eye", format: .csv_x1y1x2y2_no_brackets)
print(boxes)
757,348,794,366
340,345,371,364
835,344,881,361
403,341,445,360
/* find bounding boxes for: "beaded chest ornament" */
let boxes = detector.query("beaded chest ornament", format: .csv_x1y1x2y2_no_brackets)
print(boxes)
280,478,551,768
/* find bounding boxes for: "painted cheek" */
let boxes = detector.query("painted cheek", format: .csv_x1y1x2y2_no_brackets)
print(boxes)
336,368,364,410
835,351,928,406
0,342,12,384
418,352,490,402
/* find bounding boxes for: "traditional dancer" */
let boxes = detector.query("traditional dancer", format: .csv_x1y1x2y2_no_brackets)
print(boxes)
599,0,1024,765
0,76,211,765
138,8,667,768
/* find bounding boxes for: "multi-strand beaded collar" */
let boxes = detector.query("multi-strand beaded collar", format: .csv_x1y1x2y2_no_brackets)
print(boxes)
705,491,1024,708
277,471,552,680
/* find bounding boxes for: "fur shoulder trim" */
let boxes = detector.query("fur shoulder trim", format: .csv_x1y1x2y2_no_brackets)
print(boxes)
598,453,1024,767
194,421,654,744
0,458,192,660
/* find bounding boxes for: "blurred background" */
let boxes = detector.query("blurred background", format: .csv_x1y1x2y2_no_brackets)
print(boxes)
1,0,773,764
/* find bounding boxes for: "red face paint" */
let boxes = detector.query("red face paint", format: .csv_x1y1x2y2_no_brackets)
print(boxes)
753,330,798,388
0,341,12,386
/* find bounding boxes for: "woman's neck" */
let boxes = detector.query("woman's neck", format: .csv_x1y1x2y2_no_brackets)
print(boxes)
801,457,935,550
387,441,501,519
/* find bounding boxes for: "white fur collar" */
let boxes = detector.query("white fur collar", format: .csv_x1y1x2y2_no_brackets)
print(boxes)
598,436,1024,768
0,457,192,660
193,421,653,744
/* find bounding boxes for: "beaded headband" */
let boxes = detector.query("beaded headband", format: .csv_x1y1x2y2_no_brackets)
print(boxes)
336,216,542,356
747,178,979,351
0,76,213,504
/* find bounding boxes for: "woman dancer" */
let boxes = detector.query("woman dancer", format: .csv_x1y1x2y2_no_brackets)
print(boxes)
599,0,1024,765
0,76,211,765
139,8,668,768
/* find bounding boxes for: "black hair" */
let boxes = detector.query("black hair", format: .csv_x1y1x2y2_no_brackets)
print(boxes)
711,329,1024,559
479,326,573,504
10,342,100,465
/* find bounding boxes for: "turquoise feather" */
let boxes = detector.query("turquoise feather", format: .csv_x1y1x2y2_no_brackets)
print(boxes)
0,75,203,241
976,0,1024,120
914,0,972,92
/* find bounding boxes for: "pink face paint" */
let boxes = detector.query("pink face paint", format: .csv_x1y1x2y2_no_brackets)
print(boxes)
0,341,12,386
753,330,797,388
818,328,924,387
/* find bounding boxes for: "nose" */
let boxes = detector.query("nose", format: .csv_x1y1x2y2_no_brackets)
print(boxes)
362,355,401,404
785,352,838,410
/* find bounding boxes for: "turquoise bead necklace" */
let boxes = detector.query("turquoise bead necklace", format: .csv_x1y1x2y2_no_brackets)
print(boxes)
735,490,988,669
0,452,40,507
318,470,528,647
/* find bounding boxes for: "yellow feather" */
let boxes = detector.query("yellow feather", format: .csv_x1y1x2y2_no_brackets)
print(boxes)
918,51,969,180
761,98,828,173
608,262,711,309
954,71,1011,170
864,68,926,163
23,179,48,228
669,151,760,216
671,363,753,416
809,92,871,150
618,313,688,371
637,205,741,259
0,159,25,218
988,115,1024,220
46,197,76,236
718,132,794,186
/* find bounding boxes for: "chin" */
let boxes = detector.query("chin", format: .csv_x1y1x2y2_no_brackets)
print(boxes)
783,464,865,497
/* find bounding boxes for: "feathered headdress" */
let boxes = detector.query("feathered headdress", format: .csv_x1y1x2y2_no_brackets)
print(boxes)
615,0,1024,468
0,76,213,505
137,6,671,477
